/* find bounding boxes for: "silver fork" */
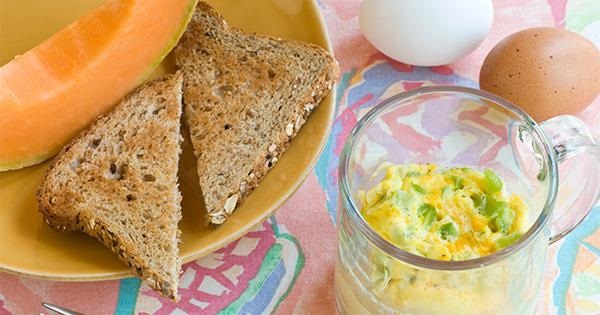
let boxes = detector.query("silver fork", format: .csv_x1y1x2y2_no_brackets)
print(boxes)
41,303,84,315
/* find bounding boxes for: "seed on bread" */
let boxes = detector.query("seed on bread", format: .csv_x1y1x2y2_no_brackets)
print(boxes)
294,116,303,131
223,194,239,215
285,124,294,137
208,211,227,225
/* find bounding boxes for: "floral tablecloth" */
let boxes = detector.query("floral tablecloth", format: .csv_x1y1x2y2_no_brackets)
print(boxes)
1,0,599,314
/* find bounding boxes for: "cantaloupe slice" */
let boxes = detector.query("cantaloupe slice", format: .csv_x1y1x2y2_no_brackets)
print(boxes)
0,0,197,171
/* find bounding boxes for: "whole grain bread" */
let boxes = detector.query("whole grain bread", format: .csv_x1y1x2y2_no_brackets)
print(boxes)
175,2,339,225
37,74,184,300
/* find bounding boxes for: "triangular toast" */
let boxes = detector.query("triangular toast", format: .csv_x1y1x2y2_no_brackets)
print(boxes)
37,74,184,300
175,2,339,225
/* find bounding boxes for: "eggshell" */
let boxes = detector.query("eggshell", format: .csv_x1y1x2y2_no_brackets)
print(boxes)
479,27,600,122
360,0,493,66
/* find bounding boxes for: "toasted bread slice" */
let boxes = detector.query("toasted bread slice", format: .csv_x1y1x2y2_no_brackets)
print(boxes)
37,74,184,300
175,2,339,225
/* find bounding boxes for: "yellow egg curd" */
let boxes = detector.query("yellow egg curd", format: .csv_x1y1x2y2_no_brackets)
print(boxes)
360,163,529,261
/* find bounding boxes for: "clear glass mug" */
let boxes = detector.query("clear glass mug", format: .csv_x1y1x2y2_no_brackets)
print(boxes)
335,86,600,314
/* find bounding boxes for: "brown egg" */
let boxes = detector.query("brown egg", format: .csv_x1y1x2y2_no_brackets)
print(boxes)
479,27,600,122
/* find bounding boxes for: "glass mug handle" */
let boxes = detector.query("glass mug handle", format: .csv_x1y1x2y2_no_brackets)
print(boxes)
541,115,600,243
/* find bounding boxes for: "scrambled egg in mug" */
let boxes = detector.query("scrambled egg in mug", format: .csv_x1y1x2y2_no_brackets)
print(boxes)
360,163,529,261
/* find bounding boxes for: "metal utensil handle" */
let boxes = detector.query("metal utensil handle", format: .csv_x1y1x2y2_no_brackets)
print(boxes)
42,303,85,315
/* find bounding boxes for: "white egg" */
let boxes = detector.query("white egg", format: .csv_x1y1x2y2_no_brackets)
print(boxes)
359,0,494,66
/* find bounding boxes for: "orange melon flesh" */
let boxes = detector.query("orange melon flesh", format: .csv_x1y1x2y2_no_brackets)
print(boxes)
0,0,197,171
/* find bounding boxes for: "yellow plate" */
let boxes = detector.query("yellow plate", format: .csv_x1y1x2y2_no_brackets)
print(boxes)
0,0,335,280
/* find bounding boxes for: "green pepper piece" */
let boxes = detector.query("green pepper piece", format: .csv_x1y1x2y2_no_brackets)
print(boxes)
456,177,465,189
447,174,458,186
470,194,487,210
495,233,523,249
482,196,507,217
406,171,421,177
412,183,427,194
418,203,437,226
442,186,454,198
491,206,515,233
439,222,458,240
483,169,503,194
374,190,398,207
448,174,465,189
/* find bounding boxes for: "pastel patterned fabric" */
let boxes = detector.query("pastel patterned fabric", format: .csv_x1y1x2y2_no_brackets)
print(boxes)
1,0,599,314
